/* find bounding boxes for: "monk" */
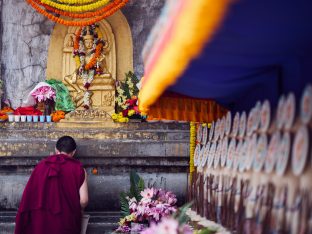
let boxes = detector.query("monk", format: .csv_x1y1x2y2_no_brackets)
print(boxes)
15,136,88,234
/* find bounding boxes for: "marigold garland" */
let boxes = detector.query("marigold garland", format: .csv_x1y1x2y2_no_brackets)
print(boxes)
53,0,96,4
40,0,111,13
189,122,196,182
73,26,104,71
51,110,65,122
34,0,123,18
85,43,103,70
26,0,128,26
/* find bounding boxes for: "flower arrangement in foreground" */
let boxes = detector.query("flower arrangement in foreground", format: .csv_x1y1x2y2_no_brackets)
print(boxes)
141,203,219,234
116,171,177,233
141,217,192,234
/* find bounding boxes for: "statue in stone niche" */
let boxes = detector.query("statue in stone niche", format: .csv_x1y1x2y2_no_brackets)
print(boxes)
63,24,115,111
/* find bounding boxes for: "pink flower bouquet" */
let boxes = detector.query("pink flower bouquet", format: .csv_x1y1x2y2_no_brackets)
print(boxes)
116,188,178,233
31,86,56,102
141,218,193,234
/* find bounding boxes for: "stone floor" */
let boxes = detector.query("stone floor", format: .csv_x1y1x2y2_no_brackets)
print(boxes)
0,211,120,234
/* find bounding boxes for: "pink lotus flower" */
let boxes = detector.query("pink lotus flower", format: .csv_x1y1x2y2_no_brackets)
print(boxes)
141,218,178,234
140,218,193,234
141,188,155,203
157,218,179,234
31,86,56,102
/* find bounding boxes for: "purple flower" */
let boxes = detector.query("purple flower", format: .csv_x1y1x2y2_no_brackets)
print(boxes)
141,218,178,234
116,225,131,233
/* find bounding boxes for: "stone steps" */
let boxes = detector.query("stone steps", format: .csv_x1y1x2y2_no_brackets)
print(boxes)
0,211,121,234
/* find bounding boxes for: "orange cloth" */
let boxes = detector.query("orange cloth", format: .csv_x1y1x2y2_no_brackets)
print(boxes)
147,92,227,122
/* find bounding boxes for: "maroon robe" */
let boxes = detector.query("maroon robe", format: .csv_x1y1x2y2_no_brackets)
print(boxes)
15,154,85,234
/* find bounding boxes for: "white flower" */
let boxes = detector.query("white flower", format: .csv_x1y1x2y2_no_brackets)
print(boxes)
156,218,178,234
141,188,154,199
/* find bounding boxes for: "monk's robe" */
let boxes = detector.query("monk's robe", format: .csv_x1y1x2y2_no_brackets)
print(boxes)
15,154,85,234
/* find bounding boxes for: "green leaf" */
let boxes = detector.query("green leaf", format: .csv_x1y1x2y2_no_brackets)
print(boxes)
197,228,217,234
172,202,193,225
128,171,145,201
137,178,145,193
130,170,141,186
120,192,130,217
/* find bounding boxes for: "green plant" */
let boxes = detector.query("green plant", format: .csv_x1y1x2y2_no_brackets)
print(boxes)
196,228,217,234
116,71,140,112
119,171,145,217
172,202,192,225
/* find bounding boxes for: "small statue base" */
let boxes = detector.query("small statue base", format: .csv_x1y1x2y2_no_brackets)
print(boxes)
57,109,116,128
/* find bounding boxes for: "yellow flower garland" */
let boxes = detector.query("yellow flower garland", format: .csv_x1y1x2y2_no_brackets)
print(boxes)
40,0,111,12
95,27,103,40
189,122,196,182
112,113,129,123
74,56,81,69
53,0,96,4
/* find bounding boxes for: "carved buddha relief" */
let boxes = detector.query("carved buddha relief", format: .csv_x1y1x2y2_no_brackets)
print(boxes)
62,21,116,114
46,11,134,123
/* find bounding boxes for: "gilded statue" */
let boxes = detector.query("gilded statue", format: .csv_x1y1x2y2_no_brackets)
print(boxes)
63,25,115,110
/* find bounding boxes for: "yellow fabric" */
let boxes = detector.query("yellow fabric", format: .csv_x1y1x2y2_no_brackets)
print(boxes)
146,95,227,123
139,0,231,114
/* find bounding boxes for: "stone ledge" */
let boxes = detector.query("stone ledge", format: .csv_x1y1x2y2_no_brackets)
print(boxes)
0,122,190,131
0,141,189,157
0,156,189,174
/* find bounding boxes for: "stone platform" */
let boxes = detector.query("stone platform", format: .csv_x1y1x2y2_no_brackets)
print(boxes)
0,211,120,234
0,122,190,232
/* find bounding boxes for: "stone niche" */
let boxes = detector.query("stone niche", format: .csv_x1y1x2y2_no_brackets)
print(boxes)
46,11,133,121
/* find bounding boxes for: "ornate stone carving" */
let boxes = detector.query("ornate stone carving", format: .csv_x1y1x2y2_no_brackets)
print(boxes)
46,12,134,124
65,109,111,121
62,23,116,113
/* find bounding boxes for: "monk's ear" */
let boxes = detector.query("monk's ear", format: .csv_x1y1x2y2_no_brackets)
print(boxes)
55,148,60,154
70,149,77,157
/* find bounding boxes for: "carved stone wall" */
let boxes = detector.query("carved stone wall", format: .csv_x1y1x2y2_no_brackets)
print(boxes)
0,0,54,108
0,122,190,211
0,0,165,108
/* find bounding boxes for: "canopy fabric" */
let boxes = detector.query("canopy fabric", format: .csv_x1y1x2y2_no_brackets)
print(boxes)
146,92,227,123
139,0,312,119
139,0,230,117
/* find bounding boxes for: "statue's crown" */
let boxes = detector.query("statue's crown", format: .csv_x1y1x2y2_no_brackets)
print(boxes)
83,26,94,40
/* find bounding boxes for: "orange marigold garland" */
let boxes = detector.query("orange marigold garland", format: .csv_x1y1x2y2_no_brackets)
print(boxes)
34,0,122,18
73,24,105,109
51,110,65,122
26,0,129,26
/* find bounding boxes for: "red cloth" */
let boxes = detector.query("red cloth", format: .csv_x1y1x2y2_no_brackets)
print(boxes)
14,106,42,116
15,154,85,234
